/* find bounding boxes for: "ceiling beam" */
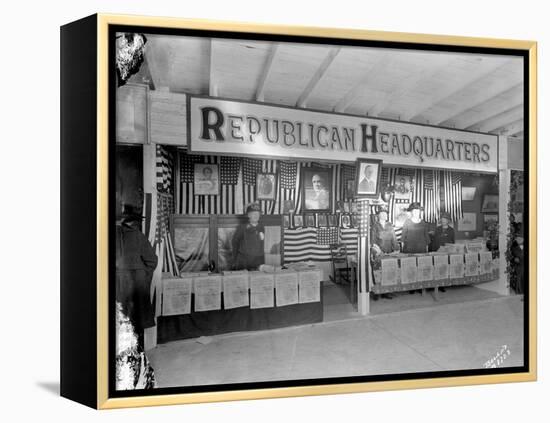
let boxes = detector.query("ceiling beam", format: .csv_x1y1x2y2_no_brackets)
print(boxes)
296,47,340,108
491,119,524,135
467,104,523,133
436,71,523,126
441,83,523,129
144,38,167,89
255,44,279,102
333,55,390,113
208,39,218,96
368,55,456,117
404,57,511,122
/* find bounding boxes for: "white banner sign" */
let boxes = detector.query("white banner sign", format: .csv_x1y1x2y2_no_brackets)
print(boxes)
188,96,499,172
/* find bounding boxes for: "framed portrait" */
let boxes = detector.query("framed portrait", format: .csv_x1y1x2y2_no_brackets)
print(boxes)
355,159,382,198
345,179,356,200
457,212,477,231
393,174,412,201
481,194,499,212
194,163,220,195
341,214,351,229
484,213,499,225
61,13,536,410
302,166,332,212
304,213,316,228
256,173,277,200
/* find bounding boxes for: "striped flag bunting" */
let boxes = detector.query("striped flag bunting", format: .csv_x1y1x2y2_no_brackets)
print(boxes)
156,145,174,193
340,228,359,255
423,169,441,223
443,170,463,222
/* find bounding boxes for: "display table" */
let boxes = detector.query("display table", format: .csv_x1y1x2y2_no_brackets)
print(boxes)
157,267,324,343
370,251,499,298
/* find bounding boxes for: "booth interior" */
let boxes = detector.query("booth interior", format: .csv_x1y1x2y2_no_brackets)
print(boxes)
116,82,524,348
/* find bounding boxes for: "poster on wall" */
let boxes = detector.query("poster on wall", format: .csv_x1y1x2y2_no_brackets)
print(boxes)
449,254,465,278
162,276,193,316
298,270,321,303
458,212,477,231
400,257,418,284
275,271,299,306
417,256,434,282
381,258,399,286
222,272,250,309
434,255,450,280
193,275,222,311
249,272,274,309
481,194,499,212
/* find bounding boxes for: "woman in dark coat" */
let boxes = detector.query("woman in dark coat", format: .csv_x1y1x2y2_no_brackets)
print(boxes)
401,202,430,254
115,208,158,346
232,203,266,270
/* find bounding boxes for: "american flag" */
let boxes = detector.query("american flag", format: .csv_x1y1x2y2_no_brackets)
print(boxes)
177,151,244,215
317,227,339,245
156,145,174,193
279,161,298,189
443,170,463,222
423,169,441,223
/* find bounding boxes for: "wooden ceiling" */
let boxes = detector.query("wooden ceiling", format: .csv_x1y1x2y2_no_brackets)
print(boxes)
132,34,524,138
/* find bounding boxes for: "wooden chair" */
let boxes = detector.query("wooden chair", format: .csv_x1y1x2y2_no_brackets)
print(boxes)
329,243,351,285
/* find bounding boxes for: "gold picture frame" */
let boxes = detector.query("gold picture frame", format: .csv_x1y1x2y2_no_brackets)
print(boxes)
60,13,537,409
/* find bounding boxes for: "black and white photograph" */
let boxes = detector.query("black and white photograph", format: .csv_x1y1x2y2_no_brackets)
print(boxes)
108,22,531,403
194,163,219,195
302,167,332,212
256,173,277,200
355,159,382,198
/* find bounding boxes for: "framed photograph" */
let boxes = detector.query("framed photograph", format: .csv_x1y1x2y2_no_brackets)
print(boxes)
457,212,477,231
256,173,277,200
345,179,356,199
462,186,477,201
484,213,499,225
305,213,316,228
355,159,382,198
341,214,351,229
302,166,332,212
481,194,499,212
194,163,220,195
61,13,536,410
394,174,412,201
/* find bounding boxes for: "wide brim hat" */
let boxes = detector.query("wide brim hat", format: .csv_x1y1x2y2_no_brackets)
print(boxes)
118,204,145,220
407,202,424,211
246,202,262,214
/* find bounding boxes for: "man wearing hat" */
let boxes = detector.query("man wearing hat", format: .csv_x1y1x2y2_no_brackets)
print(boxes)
115,204,158,349
401,202,430,254
232,203,266,270
432,212,456,251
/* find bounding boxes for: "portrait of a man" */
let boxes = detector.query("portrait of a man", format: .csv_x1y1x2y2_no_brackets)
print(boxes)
256,173,277,200
194,163,219,195
394,174,412,200
302,168,332,211
355,159,381,197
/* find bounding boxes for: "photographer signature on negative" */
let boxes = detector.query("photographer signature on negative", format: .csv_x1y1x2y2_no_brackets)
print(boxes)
483,345,511,368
